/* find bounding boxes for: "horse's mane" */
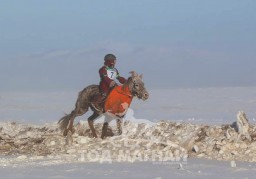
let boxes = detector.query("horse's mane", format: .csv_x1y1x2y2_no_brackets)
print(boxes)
122,77,133,91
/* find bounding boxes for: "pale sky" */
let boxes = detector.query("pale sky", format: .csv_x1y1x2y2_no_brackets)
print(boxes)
1,0,256,91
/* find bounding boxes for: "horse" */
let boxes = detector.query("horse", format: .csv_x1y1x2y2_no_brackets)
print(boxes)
58,71,149,139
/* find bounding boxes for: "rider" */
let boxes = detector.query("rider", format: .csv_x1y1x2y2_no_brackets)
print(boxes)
93,54,126,109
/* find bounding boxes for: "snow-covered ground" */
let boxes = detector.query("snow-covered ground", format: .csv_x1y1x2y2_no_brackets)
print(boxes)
1,87,256,178
0,159,255,179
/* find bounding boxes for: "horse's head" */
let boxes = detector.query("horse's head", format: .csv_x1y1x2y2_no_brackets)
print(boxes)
127,71,149,101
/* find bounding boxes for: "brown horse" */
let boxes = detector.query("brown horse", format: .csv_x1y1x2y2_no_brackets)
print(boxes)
58,71,149,139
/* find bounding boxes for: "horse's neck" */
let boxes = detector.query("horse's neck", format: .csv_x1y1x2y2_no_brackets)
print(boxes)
122,77,133,92
117,85,131,97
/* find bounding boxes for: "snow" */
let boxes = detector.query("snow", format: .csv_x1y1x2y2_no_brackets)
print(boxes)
0,159,255,179
1,87,256,178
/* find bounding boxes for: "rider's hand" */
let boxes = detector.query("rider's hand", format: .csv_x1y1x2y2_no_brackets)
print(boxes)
110,81,116,87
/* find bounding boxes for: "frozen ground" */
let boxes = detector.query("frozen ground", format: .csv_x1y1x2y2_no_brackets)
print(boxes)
0,158,255,179
1,87,256,178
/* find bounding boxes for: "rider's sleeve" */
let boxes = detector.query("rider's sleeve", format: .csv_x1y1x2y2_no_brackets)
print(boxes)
99,67,113,86
115,69,127,84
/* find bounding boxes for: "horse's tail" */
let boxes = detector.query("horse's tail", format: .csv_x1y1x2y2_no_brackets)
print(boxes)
58,113,71,132
58,85,99,133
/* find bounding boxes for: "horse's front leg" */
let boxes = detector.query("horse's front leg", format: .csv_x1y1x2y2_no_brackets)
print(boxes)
116,118,123,135
101,122,109,139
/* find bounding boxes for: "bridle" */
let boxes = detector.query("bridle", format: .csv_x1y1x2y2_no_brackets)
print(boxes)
131,78,144,99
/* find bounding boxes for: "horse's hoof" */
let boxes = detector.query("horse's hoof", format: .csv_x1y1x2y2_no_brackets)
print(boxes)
63,129,68,136
63,128,75,136
88,133,97,138
66,131,73,145
71,128,76,134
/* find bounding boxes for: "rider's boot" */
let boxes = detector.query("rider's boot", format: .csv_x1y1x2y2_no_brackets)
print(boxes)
91,93,106,112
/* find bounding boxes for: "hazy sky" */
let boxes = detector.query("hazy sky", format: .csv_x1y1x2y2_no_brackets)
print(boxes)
1,0,256,91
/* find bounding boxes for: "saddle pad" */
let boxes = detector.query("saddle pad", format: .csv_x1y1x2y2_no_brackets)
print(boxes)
104,86,133,117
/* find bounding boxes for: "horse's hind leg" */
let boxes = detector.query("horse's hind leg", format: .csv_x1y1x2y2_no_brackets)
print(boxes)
62,112,74,136
60,103,89,136
88,112,100,138
59,111,76,136
65,110,79,135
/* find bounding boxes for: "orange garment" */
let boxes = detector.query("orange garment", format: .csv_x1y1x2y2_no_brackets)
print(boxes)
104,85,133,117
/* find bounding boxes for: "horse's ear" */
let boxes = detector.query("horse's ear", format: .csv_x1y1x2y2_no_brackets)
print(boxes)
139,74,143,79
129,71,138,77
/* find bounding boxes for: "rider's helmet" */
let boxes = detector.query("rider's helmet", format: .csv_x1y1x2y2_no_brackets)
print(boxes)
104,54,116,68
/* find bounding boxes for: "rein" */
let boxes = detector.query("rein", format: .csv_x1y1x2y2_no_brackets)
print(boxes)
117,77,135,98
